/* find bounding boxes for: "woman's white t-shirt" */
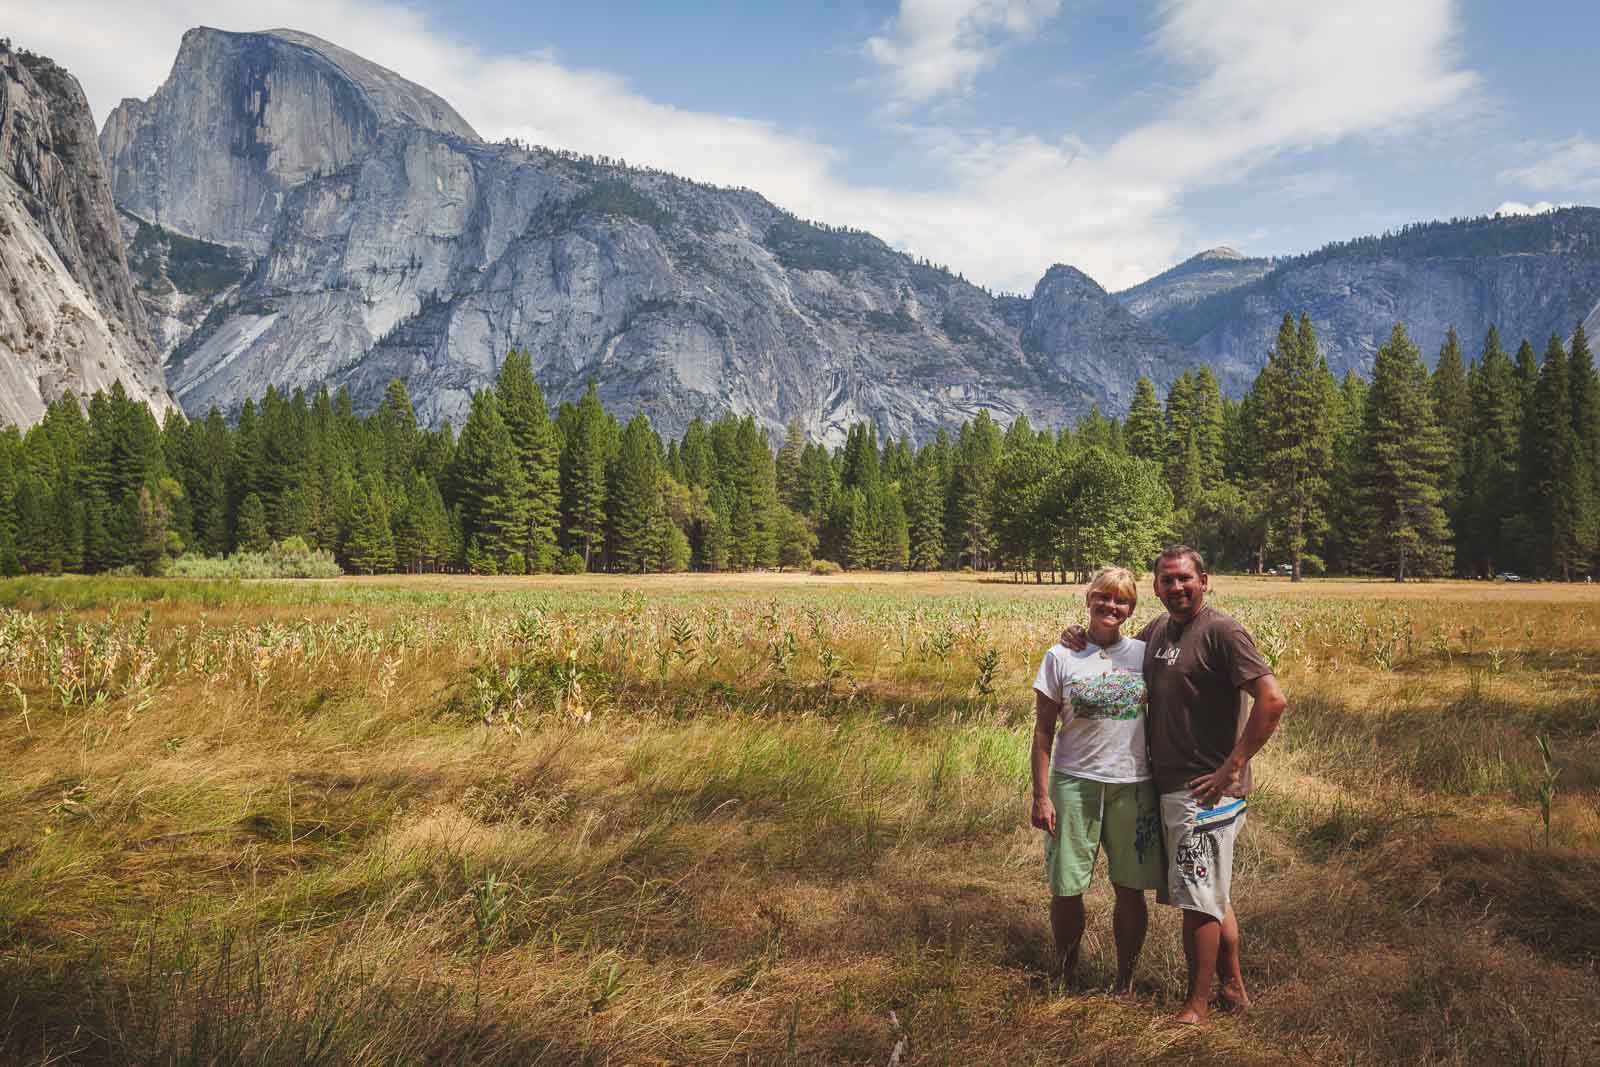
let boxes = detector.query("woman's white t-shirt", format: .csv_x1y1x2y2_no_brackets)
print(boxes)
1032,637,1150,783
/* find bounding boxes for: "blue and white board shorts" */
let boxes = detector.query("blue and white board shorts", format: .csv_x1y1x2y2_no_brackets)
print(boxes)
1157,791,1246,922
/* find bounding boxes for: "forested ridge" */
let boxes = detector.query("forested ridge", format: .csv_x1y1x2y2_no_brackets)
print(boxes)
1,313,1596,582
1153,207,1600,345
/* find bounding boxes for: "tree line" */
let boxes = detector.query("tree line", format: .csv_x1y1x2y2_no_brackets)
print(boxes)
0,314,1594,581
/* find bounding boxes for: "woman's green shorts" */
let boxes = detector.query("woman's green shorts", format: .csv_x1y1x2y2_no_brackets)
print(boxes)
1043,772,1164,897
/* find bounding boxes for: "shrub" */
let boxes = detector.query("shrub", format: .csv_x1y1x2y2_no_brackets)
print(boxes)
809,559,843,576
166,542,344,579
558,551,587,575
275,535,312,556
503,550,527,576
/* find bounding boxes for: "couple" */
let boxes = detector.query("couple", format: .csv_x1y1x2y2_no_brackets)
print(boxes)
1029,545,1287,1024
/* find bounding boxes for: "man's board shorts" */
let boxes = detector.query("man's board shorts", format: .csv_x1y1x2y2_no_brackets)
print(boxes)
1157,791,1246,921
1044,772,1164,897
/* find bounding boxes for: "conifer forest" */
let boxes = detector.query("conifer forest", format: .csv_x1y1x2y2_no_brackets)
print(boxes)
3,315,1597,582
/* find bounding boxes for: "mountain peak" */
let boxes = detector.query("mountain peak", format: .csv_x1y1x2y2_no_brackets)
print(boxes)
101,26,479,254
1037,263,1109,297
1190,246,1245,263
257,28,479,141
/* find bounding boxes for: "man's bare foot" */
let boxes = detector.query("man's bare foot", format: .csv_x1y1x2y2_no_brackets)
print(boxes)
1111,980,1136,998
1219,980,1251,1013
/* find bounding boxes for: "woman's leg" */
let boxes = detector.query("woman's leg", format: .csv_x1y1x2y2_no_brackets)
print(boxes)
1110,884,1148,993
1049,895,1087,981
1102,781,1162,993
1043,774,1100,986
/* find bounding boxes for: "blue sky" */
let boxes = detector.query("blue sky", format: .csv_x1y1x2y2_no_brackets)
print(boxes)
12,1,1600,293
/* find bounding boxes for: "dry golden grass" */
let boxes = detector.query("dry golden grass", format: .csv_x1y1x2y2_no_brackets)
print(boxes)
0,572,1595,1065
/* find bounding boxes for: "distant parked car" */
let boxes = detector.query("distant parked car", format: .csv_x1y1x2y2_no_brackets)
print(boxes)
1494,572,1521,582
1271,563,1293,575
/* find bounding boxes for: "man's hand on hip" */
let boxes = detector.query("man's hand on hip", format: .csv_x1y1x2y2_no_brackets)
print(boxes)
1188,760,1242,807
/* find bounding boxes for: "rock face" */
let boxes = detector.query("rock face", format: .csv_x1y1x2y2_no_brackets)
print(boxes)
1023,265,1195,414
1116,247,1275,323
101,27,477,256
118,210,249,360
100,27,1197,443
0,43,173,428
1141,212,1600,381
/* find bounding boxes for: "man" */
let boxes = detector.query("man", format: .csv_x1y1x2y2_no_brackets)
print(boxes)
1062,545,1286,1024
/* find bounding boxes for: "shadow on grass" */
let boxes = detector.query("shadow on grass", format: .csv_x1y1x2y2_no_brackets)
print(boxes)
0,930,605,1067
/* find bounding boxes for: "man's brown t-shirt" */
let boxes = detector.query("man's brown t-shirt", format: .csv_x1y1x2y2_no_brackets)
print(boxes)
1136,605,1272,797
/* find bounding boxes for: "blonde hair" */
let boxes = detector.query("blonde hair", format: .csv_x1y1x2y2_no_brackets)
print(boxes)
1086,566,1138,606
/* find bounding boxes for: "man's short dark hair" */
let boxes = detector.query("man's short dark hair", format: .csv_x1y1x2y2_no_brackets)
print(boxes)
1153,544,1206,574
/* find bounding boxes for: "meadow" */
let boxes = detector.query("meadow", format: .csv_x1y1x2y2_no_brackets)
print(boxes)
0,572,1595,1065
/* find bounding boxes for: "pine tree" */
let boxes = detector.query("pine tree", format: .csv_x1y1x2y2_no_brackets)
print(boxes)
1355,324,1454,580
609,415,662,572
343,481,396,574
376,379,420,495
1192,366,1227,482
776,506,816,571
775,417,805,508
560,383,611,570
1569,321,1600,575
236,492,271,553
1431,326,1471,553
949,411,1001,569
731,417,780,568
1523,335,1590,579
495,350,561,570
1253,313,1338,580
1459,326,1521,575
905,451,945,571
1124,377,1166,462
1163,371,1200,502
1321,370,1369,575
454,390,531,570
1075,405,1114,451
1514,337,1540,422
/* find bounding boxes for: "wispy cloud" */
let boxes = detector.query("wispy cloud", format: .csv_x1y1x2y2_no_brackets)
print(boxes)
8,0,1479,292
1500,133,1600,194
863,0,1062,112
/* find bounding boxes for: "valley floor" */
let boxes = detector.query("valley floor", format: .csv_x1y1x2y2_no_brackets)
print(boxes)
0,573,1595,1064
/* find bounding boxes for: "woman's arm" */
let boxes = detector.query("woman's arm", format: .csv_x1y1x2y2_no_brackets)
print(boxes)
1031,691,1062,834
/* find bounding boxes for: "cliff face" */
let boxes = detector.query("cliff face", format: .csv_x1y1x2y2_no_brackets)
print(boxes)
1140,212,1600,378
1022,264,1196,413
100,27,478,256
0,43,173,427
100,27,1198,442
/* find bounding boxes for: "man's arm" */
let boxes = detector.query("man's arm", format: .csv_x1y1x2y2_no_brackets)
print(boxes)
1188,673,1287,806
1031,691,1062,834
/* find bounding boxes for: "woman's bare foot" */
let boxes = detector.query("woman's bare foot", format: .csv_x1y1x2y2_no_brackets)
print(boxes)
1219,979,1251,1013
1173,1000,1209,1025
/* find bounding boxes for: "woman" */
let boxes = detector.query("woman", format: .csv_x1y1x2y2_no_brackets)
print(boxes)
1029,566,1163,993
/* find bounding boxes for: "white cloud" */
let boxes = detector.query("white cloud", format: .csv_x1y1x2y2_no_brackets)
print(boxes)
864,0,1062,112
1499,134,1600,194
1493,200,1573,217
3,0,1478,293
